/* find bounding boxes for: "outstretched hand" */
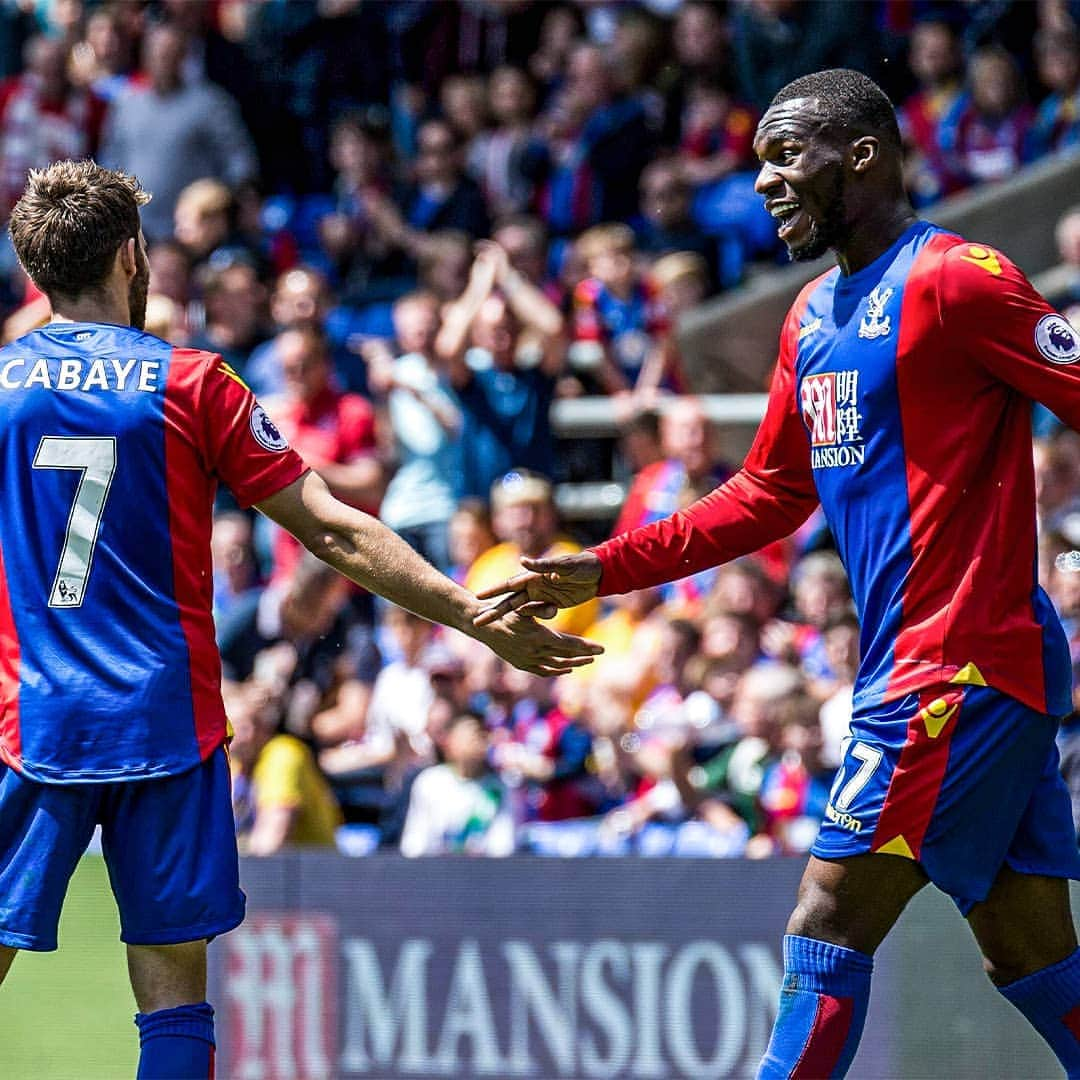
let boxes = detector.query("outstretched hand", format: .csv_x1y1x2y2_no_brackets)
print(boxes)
472,604,603,677
473,551,603,628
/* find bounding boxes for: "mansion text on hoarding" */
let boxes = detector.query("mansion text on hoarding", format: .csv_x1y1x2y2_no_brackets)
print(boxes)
224,916,783,1080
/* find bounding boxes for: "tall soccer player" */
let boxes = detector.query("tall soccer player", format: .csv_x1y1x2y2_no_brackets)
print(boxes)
477,69,1080,1078
0,160,601,1078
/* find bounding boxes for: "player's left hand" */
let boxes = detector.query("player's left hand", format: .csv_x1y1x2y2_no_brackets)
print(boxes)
471,606,603,677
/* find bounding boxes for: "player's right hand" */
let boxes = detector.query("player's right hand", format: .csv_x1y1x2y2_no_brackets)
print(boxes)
471,606,604,677
473,551,603,627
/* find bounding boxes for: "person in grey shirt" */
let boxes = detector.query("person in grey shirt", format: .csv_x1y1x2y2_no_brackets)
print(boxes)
100,23,257,241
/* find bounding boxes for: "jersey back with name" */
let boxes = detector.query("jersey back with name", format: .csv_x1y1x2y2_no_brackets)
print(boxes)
0,322,306,783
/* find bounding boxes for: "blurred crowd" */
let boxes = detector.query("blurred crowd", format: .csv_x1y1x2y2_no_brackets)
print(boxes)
3,0,1080,857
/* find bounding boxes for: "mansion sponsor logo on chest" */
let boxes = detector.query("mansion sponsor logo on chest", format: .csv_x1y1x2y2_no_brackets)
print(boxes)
800,369,864,468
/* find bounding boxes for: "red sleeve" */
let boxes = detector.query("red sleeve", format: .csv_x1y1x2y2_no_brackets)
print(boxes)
939,243,1080,430
572,280,604,342
193,352,308,508
592,306,819,596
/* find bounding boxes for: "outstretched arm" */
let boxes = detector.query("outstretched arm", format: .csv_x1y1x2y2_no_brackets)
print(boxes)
257,470,602,675
476,310,818,620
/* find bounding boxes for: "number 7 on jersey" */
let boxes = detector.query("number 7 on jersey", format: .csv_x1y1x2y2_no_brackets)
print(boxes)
32,435,117,608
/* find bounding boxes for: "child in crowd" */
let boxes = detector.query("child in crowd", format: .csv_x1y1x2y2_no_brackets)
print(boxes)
572,223,669,394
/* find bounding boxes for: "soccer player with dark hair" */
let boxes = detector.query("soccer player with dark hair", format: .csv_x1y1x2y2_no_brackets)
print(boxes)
0,159,601,1078
477,68,1080,1077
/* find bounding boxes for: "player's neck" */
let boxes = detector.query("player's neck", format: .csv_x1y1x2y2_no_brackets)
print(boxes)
49,292,132,329
835,202,919,276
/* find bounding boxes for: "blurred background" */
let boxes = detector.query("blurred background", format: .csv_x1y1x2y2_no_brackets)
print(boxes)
1,0,1080,1076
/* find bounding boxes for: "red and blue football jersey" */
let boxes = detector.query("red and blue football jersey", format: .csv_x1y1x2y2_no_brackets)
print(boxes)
0,323,306,783
596,221,1080,717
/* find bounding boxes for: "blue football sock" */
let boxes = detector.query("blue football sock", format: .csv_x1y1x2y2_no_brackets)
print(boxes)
758,934,873,1079
999,948,1080,1079
134,1001,215,1079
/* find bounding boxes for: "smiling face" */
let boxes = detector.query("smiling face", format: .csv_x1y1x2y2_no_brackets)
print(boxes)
753,99,849,262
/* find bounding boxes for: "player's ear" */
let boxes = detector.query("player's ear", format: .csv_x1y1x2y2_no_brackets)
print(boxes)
117,236,137,279
849,135,879,174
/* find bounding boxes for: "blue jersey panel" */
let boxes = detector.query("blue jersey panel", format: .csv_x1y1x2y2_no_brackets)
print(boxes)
795,223,943,711
0,324,199,781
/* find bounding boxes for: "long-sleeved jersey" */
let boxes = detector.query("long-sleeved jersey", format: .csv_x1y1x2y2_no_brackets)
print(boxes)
595,221,1079,717
0,323,306,783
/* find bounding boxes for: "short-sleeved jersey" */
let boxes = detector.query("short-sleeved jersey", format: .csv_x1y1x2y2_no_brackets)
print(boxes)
596,221,1080,717
0,323,307,783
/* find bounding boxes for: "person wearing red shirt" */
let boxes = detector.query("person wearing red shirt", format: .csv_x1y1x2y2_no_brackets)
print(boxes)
0,36,106,213
262,327,384,581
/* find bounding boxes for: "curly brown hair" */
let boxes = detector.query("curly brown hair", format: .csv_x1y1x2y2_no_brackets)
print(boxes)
9,159,150,300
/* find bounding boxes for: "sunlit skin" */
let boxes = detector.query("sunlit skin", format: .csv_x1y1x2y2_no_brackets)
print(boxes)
750,99,916,274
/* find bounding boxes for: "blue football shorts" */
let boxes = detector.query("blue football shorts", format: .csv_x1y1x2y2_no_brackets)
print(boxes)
812,682,1080,913
0,746,245,951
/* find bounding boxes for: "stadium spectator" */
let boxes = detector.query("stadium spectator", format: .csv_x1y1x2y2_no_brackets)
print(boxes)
318,107,410,304
756,691,836,854
147,239,193,309
637,160,718,280
647,250,710,394
523,42,655,237
1029,27,1080,158
227,679,342,856
899,19,965,206
100,23,257,240
941,46,1035,189
572,222,669,394
172,178,244,270
448,498,497,584
677,76,759,187
189,258,268,376
417,228,474,303
468,66,537,218
762,550,853,680
491,677,599,822
401,711,515,856
0,35,106,214
664,0,730,143
261,328,383,580
211,510,262,633
436,239,564,498
492,214,562,307
143,292,188,347
442,73,489,149
246,267,368,397
319,606,441,787
68,5,137,103
614,396,732,566
676,662,808,842
816,610,859,767
731,0,873,110
466,469,600,638
609,7,669,128
363,117,491,273
365,290,462,572
528,3,586,99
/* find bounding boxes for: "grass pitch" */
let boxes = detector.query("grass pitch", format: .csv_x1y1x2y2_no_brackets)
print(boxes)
0,855,136,1079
